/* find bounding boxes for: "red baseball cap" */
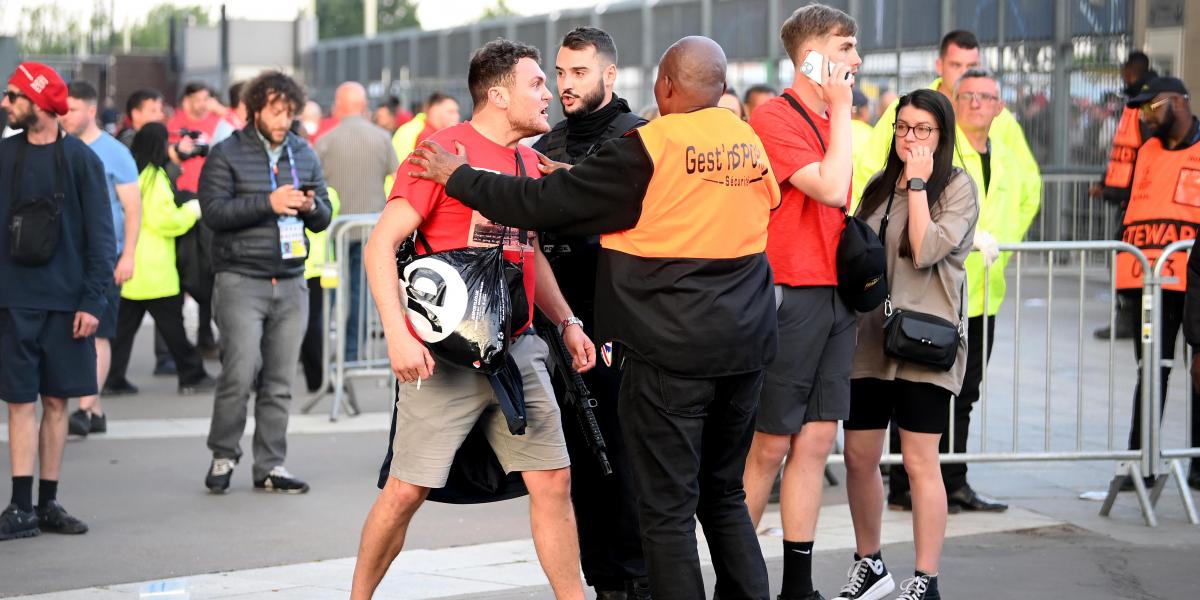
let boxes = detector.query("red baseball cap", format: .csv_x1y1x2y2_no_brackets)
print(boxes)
8,61,68,116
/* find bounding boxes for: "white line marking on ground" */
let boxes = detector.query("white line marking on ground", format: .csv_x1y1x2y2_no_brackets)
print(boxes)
0,412,393,443
6,505,1061,599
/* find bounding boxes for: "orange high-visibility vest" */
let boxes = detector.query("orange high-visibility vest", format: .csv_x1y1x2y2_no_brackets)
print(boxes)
1116,136,1200,291
1104,106,1144,189
600,108,781,260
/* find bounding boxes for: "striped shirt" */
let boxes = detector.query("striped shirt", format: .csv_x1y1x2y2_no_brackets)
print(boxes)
315,115,399,216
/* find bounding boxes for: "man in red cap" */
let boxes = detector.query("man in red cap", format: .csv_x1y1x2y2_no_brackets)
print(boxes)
0,62,115,541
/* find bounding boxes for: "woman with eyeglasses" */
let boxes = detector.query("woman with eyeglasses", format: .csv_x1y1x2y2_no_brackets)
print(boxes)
833,89,979,600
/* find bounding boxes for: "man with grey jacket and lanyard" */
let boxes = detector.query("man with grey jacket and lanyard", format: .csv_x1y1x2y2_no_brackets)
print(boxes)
199,70,332,495
533,27,650,600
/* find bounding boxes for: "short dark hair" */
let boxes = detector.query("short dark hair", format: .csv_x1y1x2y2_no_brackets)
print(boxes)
182,81,210,98
939,30,980,57
1125,51,1150,73
227,81,245,108
243,70,306,122
68,80,99,104
125,89,163,116
561,27,618,65
426,92,456,109
780,4,858,64
744,84,777,104
468,39,541,110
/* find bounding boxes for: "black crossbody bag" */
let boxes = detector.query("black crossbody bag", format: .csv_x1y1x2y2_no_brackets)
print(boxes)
877,191,964,372
8,130,67,266
782,94,887,312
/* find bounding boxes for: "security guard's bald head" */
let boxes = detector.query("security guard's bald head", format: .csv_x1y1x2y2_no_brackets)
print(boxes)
654,36,728,116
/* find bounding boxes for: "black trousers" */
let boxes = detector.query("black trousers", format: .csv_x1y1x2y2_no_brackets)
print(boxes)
108,294,207,387
890,315,994,495
1125,289,1200,470
552,353,646,590
300,277,325,392
619,355,769,600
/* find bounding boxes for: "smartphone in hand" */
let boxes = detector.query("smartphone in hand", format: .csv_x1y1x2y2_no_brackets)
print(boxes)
801,50,828,85
298,183,319,194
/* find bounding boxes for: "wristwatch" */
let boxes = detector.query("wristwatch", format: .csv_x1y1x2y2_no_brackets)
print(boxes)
558,316,584,335
907,177,927,191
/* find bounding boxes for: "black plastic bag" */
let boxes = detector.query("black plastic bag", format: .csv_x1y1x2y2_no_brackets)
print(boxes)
398,243,513,374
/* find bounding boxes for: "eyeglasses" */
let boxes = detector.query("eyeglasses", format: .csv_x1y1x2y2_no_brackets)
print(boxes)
1139,96,1172,117
957,91,999,104
3,90,26,103
893,122,939,140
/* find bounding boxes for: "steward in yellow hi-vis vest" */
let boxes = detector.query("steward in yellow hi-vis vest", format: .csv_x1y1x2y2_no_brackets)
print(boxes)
1116,77,1200,293
408,36,783,598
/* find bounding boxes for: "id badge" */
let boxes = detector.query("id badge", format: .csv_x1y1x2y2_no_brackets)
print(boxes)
278,216,308,259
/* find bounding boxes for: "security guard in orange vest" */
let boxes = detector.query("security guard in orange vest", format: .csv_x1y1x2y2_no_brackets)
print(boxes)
1095,51,1157,340
1116,76,1200,490
411,36,782,600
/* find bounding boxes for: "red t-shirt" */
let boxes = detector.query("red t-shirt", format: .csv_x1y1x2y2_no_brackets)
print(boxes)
388,122,539,333
749,89,849,286
166,110,221,193
415,123,437,146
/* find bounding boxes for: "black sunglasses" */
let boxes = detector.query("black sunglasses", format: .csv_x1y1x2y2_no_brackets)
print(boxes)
4,90,27,103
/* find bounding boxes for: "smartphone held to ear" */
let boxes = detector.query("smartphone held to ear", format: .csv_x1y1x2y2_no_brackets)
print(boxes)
801,50,851,85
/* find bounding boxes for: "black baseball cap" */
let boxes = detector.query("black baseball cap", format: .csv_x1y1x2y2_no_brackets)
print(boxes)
1127,76,1189,108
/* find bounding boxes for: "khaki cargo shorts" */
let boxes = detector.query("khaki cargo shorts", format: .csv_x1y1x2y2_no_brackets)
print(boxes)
389,334,571,488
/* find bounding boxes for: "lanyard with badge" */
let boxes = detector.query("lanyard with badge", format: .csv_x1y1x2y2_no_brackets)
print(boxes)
270,143,307,259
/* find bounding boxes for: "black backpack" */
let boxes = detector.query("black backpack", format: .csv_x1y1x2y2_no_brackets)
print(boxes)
782,94,887,312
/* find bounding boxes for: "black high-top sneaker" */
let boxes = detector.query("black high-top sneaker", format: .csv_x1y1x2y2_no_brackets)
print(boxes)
832,553,894,600
895,573,940,600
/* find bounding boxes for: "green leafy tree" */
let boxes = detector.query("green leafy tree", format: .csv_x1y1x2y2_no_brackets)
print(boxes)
318,0,420,40
129,5,211,51
480,0,516,20
18,5,82,55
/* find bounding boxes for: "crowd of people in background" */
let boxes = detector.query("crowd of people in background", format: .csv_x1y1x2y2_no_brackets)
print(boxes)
1,3,1197,600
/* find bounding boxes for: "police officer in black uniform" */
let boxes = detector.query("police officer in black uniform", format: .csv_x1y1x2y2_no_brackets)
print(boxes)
531,27,649,600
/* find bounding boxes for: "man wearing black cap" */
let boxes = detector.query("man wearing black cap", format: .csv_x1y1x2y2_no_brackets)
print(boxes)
0,62,115,540
1116,76,1200,491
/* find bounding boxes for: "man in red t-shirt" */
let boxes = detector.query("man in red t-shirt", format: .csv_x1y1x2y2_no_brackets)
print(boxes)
744,5,865,600
352,40,592,600
166,82,221,195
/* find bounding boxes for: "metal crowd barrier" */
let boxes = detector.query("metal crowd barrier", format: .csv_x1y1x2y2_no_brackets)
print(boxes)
302,215,390,421
828,242,1160,523
1025,173,1121,244
1131,238,1200,525
307,216,1197,526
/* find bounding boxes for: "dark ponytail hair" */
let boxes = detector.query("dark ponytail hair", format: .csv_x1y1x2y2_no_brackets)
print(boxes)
856,88,957,258
131,121,170,173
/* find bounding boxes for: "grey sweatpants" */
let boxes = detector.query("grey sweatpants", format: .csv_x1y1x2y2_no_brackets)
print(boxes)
206,271,308,480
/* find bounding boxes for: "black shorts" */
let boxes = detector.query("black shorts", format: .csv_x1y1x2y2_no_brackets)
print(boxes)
96,281,120,339
0,308,98,404
756,285,856,434
844,377,951,435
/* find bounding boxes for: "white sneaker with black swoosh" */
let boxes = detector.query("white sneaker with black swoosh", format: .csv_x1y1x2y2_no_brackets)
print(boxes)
832,554,894,600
